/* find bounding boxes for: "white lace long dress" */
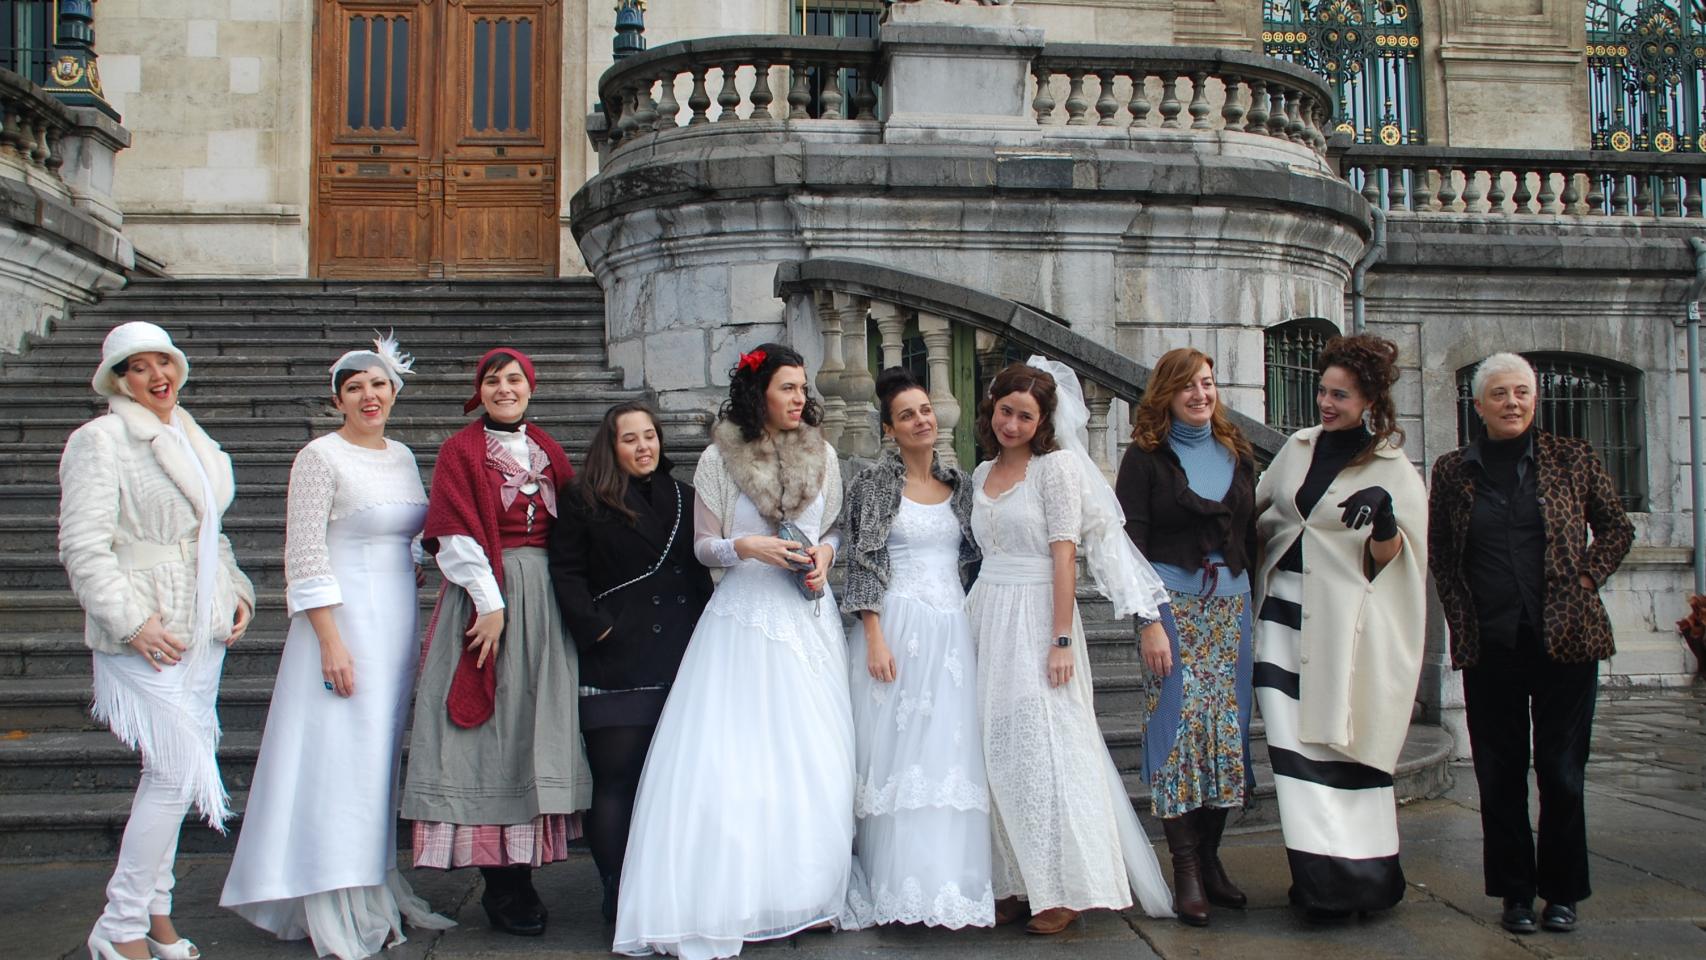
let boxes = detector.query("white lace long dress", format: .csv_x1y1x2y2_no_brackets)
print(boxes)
222,434,454,959
970,450,1172,915
842,496,994,930
613,488,855,960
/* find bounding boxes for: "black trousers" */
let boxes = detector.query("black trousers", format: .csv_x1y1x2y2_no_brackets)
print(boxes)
1461,627,1598,905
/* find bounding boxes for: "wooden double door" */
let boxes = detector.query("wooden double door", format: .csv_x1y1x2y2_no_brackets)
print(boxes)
311,0,561,277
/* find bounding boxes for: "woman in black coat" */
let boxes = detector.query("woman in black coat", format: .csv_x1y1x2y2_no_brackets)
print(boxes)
549,400,713,923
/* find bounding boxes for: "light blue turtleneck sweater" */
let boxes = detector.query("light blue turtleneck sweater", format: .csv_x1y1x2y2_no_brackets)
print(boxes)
1152,420,1249,597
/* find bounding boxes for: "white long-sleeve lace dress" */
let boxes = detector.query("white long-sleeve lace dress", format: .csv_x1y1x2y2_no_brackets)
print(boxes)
222,433,453,959
969,450,1172,916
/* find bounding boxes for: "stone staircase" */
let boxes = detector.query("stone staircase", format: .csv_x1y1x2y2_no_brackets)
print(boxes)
0,278,1450,861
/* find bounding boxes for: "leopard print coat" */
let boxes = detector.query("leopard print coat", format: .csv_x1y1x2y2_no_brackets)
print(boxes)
1428,430,1634,668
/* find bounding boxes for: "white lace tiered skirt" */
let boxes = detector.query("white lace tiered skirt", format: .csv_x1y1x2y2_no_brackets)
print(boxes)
613,563,855,959
843,591,993,929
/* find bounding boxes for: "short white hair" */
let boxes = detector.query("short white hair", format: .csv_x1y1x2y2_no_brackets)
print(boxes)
1471,352,1537,400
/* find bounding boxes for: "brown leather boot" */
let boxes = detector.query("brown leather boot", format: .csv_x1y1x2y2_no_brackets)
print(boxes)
1196,807,1248,909
1160,814,1211,926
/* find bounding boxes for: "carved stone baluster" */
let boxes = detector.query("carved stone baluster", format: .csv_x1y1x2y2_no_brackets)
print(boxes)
1687,176,1704,217
1283,90,1304,142
1094,69,1119,126
813,291,849,450
632,78,658,130
1064,69,1090,125
837,293,879,459
787,62,811,120
1221,75,1246,131
1537,169,1559,213
1082,380,1116,480
1361,165,1382,206
716,63,741,121
1128,71,1153,128
1486,169,1508,214
748,62,774,121
1435,165,1458,212
1609,172,1630,215
0,108,21,158
1386,164,1407,210
1462,167,1485,213
613,84,638,140
687,67,712,125
1266,87,1288,138
1561,169,1584,215
1661,173,1683,216
1188,71,1212,130
1158,72,1183,128
655,71,681,130
820,64,845,121
1511,170,1533,214
1411,165,1434,211
854,71,878,121
1633,174,1654,216
1032,66,1057,124
1296,94,1321,149
917,312,963,469
1244,79,1268,135
869,300,908,370
43,126,61,172
1585,171,1607,213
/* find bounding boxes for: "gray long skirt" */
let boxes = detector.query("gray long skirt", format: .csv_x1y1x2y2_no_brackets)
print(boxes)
402,547,592,826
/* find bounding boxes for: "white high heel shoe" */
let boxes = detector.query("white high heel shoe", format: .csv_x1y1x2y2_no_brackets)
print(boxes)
143,935,200,960
86,934,146,960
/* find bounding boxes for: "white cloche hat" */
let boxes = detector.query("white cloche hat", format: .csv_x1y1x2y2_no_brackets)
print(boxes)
92,321,190,398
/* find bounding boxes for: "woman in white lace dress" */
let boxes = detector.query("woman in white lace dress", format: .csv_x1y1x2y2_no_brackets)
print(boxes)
840,368,992,931
969,360,1175,935
222,339,454,959
613,343,852,960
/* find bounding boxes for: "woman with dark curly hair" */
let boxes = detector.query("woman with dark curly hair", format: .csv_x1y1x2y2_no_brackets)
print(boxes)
1251,333,1428,921
613,343,853,959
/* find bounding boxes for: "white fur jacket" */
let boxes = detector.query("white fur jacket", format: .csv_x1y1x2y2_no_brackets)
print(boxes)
58,395,255,655
694,420,843,536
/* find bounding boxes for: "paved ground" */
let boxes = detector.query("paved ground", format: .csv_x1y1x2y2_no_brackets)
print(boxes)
9,685,1704,960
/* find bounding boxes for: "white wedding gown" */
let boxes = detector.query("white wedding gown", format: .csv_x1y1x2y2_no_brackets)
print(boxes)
843,495,993,929
222,434,453,958
969,451,1173,917
614,489,855,959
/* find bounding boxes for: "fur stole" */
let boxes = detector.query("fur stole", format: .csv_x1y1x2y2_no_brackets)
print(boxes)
712,419,829,523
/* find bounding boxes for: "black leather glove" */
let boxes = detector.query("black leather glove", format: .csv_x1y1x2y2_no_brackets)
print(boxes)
1338,486,1397,541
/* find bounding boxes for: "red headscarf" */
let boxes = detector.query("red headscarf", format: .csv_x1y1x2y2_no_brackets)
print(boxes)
463,347,538,414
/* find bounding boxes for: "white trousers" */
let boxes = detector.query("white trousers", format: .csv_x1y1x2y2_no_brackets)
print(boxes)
93,767,190,941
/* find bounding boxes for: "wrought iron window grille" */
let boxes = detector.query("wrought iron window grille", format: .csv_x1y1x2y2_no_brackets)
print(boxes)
1263,0,1426,147
1265,317,1339,433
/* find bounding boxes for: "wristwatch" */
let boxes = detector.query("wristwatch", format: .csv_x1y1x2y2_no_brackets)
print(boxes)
1135,614,1161,631
1053,634,1072,648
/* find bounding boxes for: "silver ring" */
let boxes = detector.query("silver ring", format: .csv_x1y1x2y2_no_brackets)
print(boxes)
150,650,165,662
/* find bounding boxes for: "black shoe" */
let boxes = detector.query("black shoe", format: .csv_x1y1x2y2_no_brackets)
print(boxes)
1303,906,1351,923
1541,901,1577,933
1499,898,1537,935
482,888,547,936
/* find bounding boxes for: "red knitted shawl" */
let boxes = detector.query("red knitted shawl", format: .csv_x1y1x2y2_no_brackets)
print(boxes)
423,419,574,728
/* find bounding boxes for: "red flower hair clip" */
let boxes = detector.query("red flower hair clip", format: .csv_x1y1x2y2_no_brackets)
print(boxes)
737,349,767,373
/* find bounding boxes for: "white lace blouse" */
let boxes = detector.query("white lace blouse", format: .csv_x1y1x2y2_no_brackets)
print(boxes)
284,433,427,615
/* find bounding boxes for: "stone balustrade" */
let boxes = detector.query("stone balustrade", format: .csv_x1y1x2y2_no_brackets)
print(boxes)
775,258,1287,471
1030,45,1335,156
0,68,71,180
1340,144,1706,218
595,35,882,152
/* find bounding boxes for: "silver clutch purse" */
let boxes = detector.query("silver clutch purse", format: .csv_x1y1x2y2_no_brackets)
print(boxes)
775,518,824,603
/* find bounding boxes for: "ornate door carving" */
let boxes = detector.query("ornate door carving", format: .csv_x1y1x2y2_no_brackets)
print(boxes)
312,0,560,278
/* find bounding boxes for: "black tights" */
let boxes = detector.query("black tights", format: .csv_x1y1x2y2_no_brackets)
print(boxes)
583,724,657,880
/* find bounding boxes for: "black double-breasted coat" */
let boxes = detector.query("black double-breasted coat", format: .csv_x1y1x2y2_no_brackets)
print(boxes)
548,462,713,728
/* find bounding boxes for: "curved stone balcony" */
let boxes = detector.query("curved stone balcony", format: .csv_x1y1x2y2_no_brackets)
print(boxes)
570,22,1369,419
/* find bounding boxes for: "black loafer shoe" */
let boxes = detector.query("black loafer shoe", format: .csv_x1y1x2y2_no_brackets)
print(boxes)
1541,901,1577,933
1500,898,1538,935
482,890,547,936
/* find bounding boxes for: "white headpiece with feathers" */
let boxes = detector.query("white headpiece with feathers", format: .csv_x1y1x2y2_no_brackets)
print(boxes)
330,331,415,392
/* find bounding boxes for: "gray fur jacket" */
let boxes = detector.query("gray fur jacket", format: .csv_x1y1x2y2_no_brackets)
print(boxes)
839,449,980,615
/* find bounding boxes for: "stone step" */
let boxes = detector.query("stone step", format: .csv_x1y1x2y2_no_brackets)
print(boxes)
0,369,626,398
0,630,325,679
0,675,280,732
15,329,607,361
63,302,605,321
0,729,263,795
0,410,714,446
0,351,615,379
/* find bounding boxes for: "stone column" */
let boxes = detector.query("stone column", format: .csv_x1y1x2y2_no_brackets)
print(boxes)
836,292,880,459
1083,378,1116,480
870,299,909,371
917,310,962,468
812,291,849,451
